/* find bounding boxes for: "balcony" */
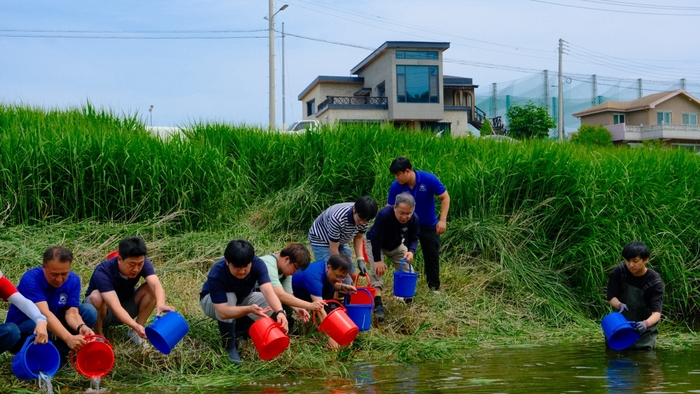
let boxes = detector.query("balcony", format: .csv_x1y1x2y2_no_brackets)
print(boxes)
607,123,700,142
317,96,388,112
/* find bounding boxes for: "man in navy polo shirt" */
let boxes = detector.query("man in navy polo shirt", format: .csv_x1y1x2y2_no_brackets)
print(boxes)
388,157,450,292
6,246,97,359
365,192,420,321
200,239,288,364
84,236,175,346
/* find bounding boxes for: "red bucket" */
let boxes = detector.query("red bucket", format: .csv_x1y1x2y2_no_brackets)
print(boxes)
70,335,114,379
313,300,359,346
349,274,375,306
249,316,290,360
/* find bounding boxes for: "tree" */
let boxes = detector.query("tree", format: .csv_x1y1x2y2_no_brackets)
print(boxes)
570,124,613,147
505,101,556,140
480,118,493,135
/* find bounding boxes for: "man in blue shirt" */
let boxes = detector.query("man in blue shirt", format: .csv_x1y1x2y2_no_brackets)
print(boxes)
365,192,420,321
6,246,97,359
388,157,450,292
200,239,288,364
84,236,175,346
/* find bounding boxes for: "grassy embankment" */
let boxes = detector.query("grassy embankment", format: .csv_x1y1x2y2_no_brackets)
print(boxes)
1,103,700,391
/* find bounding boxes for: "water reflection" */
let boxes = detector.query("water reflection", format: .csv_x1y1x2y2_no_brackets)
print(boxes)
222,344,700,393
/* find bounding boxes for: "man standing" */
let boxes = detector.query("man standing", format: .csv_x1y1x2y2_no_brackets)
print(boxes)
200,239,289,364
308,196,378,277
84,236,175,345
388,157,450,292
365,192,420,321
259,243,325,333
6,246,97,359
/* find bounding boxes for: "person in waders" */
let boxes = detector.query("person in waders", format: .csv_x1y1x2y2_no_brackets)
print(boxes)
606,241,664,350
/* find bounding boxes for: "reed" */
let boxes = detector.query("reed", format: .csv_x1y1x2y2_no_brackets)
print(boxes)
3,104,700,320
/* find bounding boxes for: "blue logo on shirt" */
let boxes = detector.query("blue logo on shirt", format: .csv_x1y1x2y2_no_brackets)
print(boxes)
59,293,68,306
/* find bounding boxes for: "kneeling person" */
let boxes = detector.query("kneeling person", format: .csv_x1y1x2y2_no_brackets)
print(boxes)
6,246,97,359
85,236,175,345
200,239,288,364
365,192,420,321
259,243,326,334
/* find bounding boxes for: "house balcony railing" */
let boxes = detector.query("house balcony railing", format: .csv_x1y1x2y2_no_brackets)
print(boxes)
607,123,700,141
317,96,389,112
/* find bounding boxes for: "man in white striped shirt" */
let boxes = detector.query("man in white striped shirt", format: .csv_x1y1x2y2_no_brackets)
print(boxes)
308,196,378,278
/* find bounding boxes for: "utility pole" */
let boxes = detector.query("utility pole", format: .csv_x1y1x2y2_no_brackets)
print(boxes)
268,0,275,130
557,39,564,141
282,22,286,132
267,1,288,130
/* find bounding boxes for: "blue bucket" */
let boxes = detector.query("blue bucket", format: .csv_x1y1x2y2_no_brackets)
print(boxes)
393,258,418,298
345,288,373,331
601,312,640,350
11,335,60,381
145,311,189,355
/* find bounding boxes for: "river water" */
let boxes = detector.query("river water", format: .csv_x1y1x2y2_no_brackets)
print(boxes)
225,344,700,394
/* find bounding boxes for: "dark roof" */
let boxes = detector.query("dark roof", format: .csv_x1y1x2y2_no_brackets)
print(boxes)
298,76,364,100
351,41,450,75
444,75,477,88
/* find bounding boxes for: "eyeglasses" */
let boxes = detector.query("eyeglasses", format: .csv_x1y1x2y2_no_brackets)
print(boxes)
290,260,301,271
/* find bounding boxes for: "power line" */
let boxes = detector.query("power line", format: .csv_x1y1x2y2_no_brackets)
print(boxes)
529,0,700,15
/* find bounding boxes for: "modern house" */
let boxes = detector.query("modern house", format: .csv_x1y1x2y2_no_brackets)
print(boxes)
296,41,499,136
572,89,700,150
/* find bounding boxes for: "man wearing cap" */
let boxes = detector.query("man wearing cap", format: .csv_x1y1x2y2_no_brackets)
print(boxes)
84,236,175,346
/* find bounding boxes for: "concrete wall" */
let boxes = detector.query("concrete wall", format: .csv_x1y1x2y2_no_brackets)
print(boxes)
443,110,468,136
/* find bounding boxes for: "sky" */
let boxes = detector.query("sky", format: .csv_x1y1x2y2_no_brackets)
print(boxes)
1,0,699,129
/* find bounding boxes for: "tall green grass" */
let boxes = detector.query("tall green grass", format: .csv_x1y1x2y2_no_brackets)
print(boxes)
2,103,700,323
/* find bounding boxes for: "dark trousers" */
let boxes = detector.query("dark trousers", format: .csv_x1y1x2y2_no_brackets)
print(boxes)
419,225,441,290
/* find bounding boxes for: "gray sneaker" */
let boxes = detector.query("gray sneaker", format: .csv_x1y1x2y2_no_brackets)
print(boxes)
374,304,385,322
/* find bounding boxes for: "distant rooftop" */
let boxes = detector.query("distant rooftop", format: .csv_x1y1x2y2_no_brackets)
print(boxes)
351,41,450,75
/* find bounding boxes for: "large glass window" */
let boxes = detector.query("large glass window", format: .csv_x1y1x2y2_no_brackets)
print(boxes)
306,99,315,116
682,113,698,125
396,51,438,59
396,65,439,103
613,113,625,124
657,111,671,124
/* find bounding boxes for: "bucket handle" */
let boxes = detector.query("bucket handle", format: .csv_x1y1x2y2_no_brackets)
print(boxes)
312,299,345,331
344,287,373,306
398,257,415,273
84,334,113,349
353,272,371,287
19,334,37,352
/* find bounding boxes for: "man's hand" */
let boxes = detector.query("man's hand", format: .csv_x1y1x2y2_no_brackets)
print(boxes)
131,324,147,339
78,324,95,337
374,261,387,276
356,258,368,276
33,321,48,344
634,320,648,333
618,303,628,313
436,220,447,235
249,304,272,317
157,305,176,316
295,308,310,322
65,334,87,350
309,299,327,311
275,312,289,333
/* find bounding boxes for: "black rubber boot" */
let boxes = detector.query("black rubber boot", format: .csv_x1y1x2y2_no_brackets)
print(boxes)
217,321,241,365
374,296,385,322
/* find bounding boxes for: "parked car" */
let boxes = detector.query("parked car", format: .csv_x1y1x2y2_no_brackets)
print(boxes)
285,120,321,133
